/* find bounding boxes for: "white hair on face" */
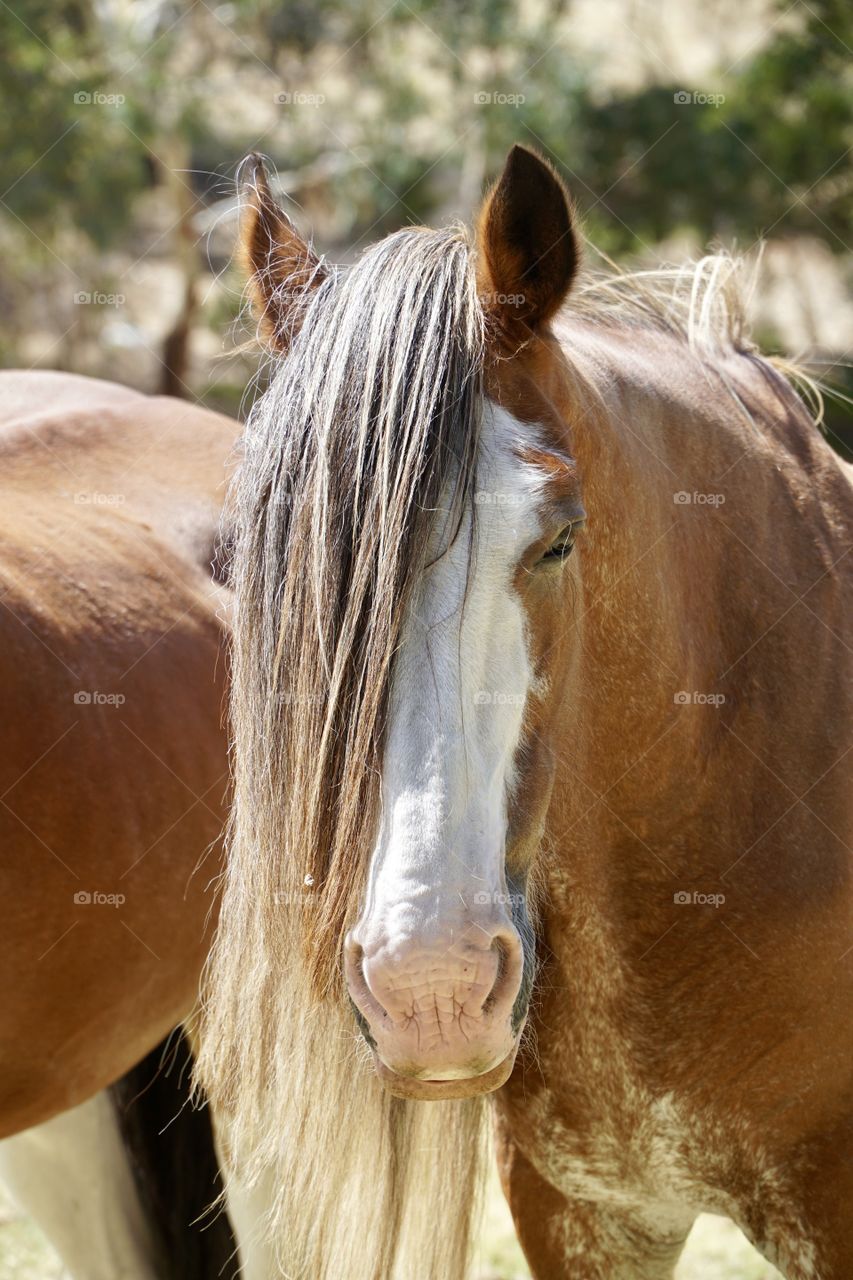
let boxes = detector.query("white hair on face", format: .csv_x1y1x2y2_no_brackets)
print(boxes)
196,223,491,1280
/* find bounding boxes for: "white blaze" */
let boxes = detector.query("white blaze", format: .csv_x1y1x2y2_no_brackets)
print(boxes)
356,403,549,948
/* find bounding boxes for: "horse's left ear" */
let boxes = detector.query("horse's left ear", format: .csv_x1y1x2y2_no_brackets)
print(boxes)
476,145,578,336
238,154,327,351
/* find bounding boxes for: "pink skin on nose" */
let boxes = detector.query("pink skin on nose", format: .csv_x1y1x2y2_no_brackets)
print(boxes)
344,921,525,1081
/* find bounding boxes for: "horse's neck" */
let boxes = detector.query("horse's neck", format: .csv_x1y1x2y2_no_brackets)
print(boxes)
572,346,732,735
556,332,832,859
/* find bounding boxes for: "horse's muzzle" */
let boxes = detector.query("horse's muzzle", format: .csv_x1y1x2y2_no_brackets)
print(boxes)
343,920,527,1091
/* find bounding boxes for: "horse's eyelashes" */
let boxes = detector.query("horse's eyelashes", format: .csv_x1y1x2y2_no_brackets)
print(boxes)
540,525,579,564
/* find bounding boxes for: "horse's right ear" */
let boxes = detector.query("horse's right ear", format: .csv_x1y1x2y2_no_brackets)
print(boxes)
238,154,327,351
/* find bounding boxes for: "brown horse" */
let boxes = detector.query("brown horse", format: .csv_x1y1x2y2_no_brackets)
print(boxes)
0,370,237,1276
1,145,850,1280
198,148,853,1280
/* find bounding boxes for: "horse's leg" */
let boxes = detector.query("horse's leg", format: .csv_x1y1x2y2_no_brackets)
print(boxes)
215,1163,280,1280
498,1138,693,1280
0,1029,237,1280
734,1127,853,1280
208,1102,284,1280
0,1089,158,1280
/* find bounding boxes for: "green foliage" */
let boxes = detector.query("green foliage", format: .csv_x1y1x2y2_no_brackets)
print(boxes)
0,1,146,244
0,0,849,433
4,0,849,256
550,0,852,252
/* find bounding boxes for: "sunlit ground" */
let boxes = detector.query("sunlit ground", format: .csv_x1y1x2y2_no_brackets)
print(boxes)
0,1170,783,1280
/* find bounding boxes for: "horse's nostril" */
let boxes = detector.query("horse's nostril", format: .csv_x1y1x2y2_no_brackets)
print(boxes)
481,928,524,1018
482,937,508,1015
346,919,526,1053
344,935,389,1024
345,935,363,967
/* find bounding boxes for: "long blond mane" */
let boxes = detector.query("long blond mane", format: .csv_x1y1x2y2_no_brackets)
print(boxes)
196,225,821,1279
573,247,825,424
197,223,489,1280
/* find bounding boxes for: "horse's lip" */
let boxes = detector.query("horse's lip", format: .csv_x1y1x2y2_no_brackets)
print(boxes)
372,1046,518,1100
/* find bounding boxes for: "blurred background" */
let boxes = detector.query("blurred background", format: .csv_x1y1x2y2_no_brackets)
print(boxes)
1,0,851,449
0,1,849,1276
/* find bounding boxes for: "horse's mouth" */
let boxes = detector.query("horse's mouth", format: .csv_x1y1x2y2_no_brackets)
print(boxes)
371,1046,518,1100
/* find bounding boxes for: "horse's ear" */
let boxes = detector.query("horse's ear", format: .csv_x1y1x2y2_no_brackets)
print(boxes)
476,145,578,337
238,154,327,351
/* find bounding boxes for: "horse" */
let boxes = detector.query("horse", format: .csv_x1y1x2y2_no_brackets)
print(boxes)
196,147,853,1280
0,369,239,1277
1,144,850,1280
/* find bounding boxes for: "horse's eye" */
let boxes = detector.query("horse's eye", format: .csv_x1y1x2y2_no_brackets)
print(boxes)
539,523,582,566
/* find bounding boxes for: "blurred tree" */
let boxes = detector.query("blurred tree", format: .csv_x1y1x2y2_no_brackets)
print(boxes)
0,0,147,244
559,0,852,252
0,0,849,431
